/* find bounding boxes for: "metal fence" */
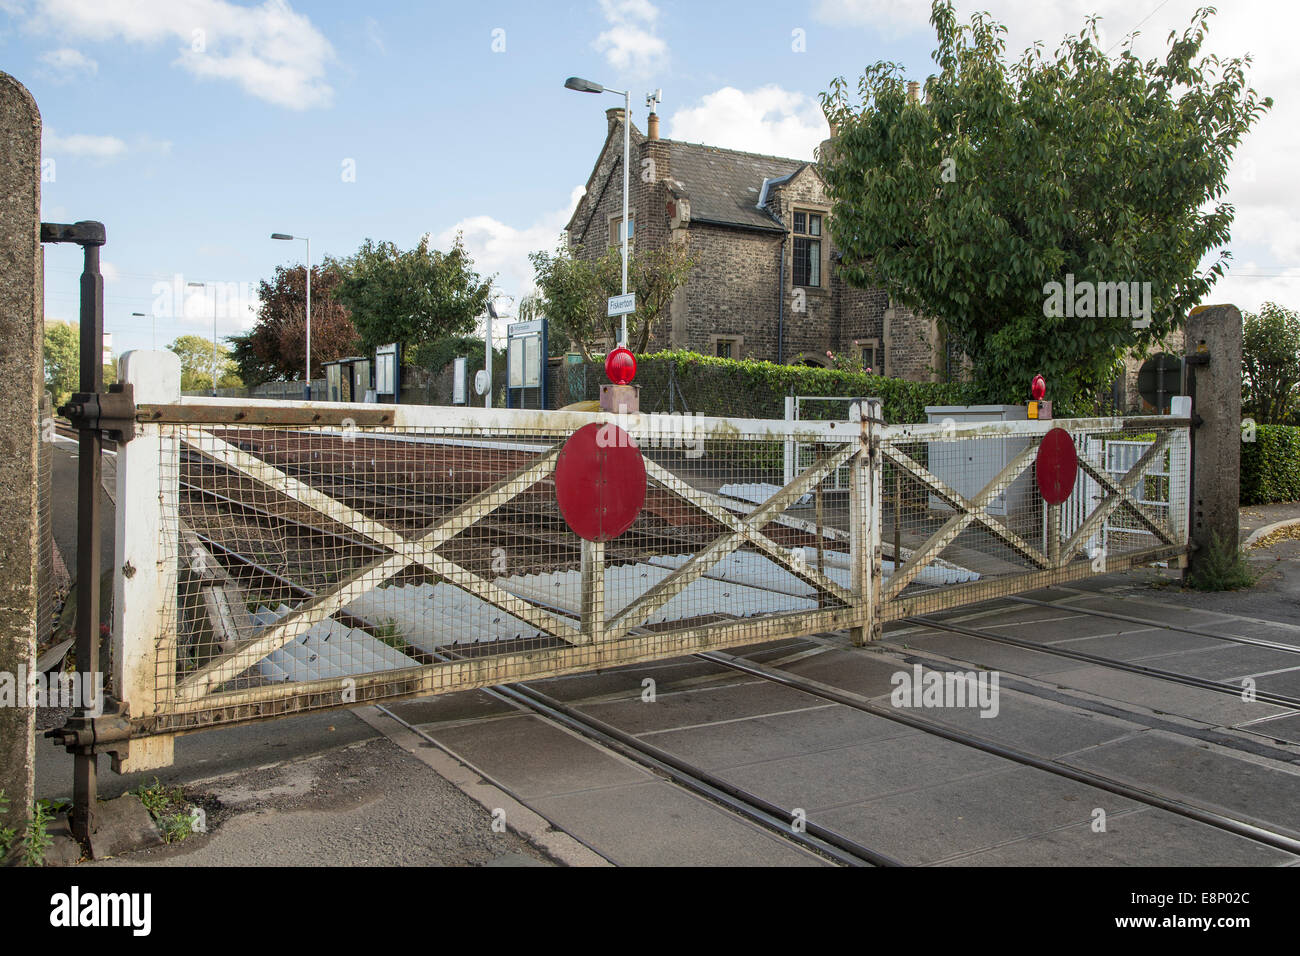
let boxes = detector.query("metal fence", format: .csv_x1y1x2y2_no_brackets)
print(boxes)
106,354,1190,770
878,415,1189,619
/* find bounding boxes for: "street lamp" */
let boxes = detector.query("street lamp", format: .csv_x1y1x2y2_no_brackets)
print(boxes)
186,281,216,396
271,232,312,400
565,75,630,348
131,311,153,350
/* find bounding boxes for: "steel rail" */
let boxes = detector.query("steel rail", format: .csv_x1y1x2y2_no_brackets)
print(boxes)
697,650,1300,858
421,681,899,868
1006,594,1300,656
903,615,1300,711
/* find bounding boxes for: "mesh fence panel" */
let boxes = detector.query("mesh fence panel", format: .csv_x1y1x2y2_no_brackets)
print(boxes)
878,419,1188,619
153,414,860,730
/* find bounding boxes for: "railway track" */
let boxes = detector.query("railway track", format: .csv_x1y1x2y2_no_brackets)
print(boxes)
891,614,1300,711
1006,593,1300,656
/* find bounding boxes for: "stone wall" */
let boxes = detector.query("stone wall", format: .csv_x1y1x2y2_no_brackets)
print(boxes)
0,71,42,831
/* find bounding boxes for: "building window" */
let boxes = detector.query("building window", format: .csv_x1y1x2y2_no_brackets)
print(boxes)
854,339,880,373
609,213,635,252
711,335,742,359
792,211,821,287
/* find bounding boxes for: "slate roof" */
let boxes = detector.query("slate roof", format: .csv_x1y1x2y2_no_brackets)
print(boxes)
664,140,808,232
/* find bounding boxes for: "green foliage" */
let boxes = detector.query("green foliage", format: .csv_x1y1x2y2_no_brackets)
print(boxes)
168,334,242,392
235,260,360,386
819,1,1271,407
530,240,695,358
336,234,492,352
1241,424,1300,505
408,334,507,403
43,320,80,406
158,812,194,843
19,800,52,867
409,335,490,376
591,350,974,423
1187,531,1256,591
134,778,200,844
1242,303,1300,425
0,790,14,857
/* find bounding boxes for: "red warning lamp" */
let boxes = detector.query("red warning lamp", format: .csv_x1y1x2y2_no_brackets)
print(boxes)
605,347,636,386
1031,374,1046,401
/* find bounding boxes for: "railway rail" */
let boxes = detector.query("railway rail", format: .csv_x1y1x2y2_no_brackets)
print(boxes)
893,615,1300,711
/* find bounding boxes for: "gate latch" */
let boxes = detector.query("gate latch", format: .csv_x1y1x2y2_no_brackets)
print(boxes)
58,382,135,443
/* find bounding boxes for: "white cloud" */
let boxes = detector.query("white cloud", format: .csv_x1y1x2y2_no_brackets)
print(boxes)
429,186,587,317
593,0,666,75
37,47,97,82
667,86,828,159
41,126,172,161
41,127,127,160
28,0,335,109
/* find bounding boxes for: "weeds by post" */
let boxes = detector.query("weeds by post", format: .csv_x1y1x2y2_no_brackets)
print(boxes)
1187,531,1257,591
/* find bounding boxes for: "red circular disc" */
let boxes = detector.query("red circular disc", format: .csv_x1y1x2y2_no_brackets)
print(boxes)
554,422,647,541
1035,427,1078,505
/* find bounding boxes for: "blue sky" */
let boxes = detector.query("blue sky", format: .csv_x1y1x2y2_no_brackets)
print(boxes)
6,0,1295,357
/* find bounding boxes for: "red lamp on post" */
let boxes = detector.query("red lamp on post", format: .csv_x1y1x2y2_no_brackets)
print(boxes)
1029,374,1051,419
605,347,636,386
599,347,639,413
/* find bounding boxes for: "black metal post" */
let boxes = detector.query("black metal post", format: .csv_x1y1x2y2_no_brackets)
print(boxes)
41,220,107,844
73,239,104,842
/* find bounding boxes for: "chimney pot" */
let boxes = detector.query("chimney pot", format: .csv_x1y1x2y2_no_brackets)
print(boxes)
907,81,921,104
647,110,659,141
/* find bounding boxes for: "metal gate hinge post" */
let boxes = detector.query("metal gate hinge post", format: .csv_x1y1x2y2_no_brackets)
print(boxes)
58,382,136,443
44,697,132,766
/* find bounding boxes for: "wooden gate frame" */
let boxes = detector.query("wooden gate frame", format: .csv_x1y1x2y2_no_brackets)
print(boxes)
112,374,880,767
108,367,1187,770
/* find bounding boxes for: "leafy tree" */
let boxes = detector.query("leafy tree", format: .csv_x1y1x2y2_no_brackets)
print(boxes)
334,234,492,352
529,240,694,359
819,1,1271,405
43,321,79,405
1242,302,1300,424
42,321,115,405
234,261,359,385
167,334,242,392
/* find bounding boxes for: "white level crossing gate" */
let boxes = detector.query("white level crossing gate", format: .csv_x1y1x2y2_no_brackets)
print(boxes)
104,353,1191,771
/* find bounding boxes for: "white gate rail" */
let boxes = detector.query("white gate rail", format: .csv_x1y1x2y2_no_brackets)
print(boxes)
109,352,1190,769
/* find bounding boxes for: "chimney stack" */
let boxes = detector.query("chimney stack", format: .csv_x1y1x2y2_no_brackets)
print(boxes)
606,106,626,136
907,81,921,104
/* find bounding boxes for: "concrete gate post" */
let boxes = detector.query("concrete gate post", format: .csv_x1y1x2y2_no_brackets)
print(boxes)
1182,303,1244,583
0,72,43,832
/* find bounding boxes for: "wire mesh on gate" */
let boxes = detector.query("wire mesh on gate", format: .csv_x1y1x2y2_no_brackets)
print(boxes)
152,411,862,730
878,418,1188,619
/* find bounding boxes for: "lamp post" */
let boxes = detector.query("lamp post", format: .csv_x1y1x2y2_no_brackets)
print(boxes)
186,281,216,396
565,75,630,349
271,233,311,399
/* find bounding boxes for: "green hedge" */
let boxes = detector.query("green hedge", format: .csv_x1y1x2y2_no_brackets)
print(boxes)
1241,424,1300,504
554,350,976,424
